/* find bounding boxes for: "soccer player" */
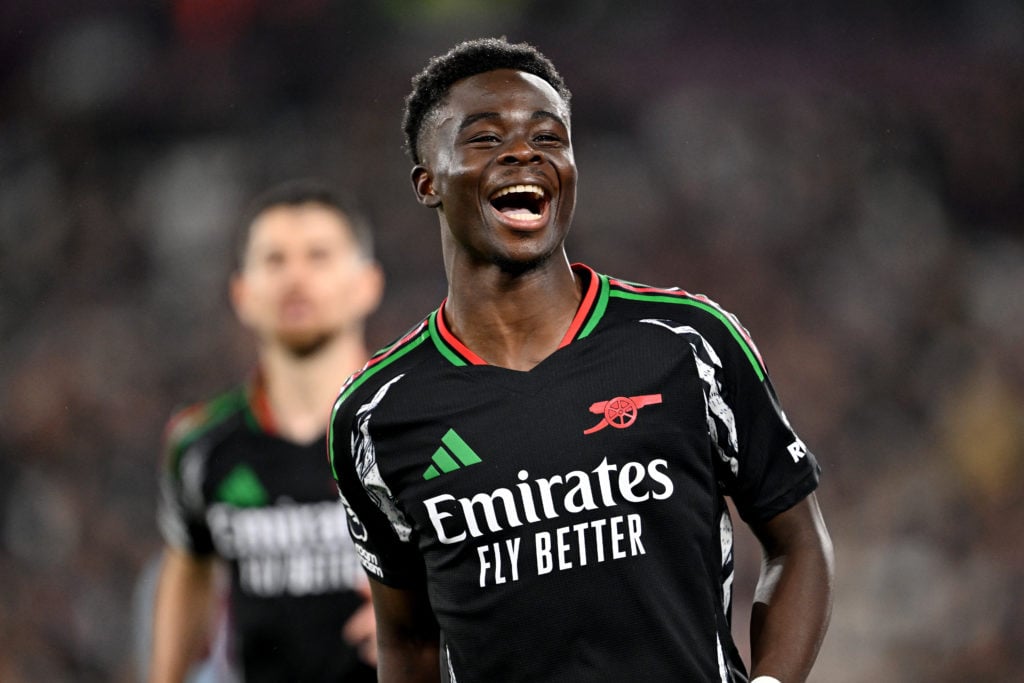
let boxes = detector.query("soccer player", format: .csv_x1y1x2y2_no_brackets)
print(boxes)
151,180,384,682
329,38,834,683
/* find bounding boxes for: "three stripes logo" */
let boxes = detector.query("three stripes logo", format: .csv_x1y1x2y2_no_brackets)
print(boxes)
216,464,268,507
422,428,482,480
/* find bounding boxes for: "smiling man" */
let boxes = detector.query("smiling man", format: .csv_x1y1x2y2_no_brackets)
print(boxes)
329,38,834,683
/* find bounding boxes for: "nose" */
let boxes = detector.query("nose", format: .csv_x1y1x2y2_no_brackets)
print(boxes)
500,137,542,165
280,254,312,283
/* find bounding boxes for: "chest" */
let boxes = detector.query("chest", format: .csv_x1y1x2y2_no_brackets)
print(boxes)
367,327,719,551
201,434,336,507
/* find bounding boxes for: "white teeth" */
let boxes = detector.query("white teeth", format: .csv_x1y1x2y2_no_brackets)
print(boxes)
503,208,542,219
491,184,545,199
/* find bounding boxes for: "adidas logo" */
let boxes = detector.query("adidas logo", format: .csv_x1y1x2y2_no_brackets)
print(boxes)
217,464,268,507
423,428,482,480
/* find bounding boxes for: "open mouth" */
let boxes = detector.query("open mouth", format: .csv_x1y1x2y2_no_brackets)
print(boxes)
488,184,550,225
280,296,314,322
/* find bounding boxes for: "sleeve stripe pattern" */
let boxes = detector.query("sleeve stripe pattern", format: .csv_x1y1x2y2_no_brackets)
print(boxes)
164,391,246,470
328,321,430,478
608,279,767,382
352,375,413,542
643,318,739,683
641,320,740,476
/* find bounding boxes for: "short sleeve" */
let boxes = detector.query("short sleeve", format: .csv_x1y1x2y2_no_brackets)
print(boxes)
330,389,427,588
156,408,216,556
701,309,820,523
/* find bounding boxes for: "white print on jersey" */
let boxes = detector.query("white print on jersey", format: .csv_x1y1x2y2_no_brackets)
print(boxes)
353,374,413,541
640,319,740,476
206,500,363,597
338,493,384,578
471,512,649,588
237,547,364,596
423,458,673,544
719,510,734,613
423,458,671,588
535,513,647,574
787,438,808,462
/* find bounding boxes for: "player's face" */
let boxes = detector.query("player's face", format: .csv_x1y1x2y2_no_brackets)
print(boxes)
413,69,576,272
231,204,381,355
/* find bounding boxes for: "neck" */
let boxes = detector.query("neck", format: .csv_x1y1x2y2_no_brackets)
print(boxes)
444,257,581,371
258,332,368,444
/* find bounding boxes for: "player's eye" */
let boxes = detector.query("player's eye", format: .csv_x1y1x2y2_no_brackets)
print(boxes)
534,133,562,144
263,251,286,268
308,247,331,263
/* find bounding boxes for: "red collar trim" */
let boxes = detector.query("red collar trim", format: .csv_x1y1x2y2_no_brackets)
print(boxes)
436,299,488,365
246,371,278,434
434,263,599,366
559,263,599,346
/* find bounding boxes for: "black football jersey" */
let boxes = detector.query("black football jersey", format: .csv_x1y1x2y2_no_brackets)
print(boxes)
329,264,819,682
159,381,375,682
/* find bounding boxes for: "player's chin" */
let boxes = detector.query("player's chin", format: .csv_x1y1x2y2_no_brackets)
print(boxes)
490,238,561,275
277,329,333,357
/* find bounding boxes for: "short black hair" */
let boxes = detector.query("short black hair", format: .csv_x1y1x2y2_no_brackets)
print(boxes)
235,178,374,270
402,37,571,165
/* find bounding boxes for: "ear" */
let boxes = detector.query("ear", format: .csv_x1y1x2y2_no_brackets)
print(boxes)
353,260,385,318
229,272,252,325
411,165,441,208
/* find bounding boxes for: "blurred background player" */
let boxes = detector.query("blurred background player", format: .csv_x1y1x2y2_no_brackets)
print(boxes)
149,179,384,682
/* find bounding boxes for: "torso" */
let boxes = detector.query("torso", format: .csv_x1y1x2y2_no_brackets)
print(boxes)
160,386,376,682
331,264,820,682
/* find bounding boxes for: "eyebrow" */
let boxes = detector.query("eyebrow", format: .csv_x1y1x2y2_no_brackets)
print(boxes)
457,110,567,133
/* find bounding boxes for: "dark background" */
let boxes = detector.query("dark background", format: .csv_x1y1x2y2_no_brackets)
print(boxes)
1,2,1022,681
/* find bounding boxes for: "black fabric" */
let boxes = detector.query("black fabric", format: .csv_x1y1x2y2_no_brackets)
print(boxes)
160,387,375,682
331,265,819,682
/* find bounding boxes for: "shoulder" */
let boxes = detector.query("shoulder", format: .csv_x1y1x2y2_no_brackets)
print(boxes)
162,386,249,470
593,271,766,378
599,273,741,333
332,314,434,415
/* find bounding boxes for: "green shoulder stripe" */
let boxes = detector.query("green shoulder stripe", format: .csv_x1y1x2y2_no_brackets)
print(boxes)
577,271,611,340
606,280,766,382
328,322,431,478
164,388,247,469
428,308,467,366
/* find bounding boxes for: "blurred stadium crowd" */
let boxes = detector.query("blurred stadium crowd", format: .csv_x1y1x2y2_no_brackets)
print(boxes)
1,2,1022,681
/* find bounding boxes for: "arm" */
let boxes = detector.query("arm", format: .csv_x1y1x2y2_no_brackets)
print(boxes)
369,577,441,683
342,578,379,667
148,546,217,683
747,493,834,683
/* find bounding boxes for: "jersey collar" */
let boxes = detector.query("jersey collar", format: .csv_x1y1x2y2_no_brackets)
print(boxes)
429,263,608,367
244,369,279,435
